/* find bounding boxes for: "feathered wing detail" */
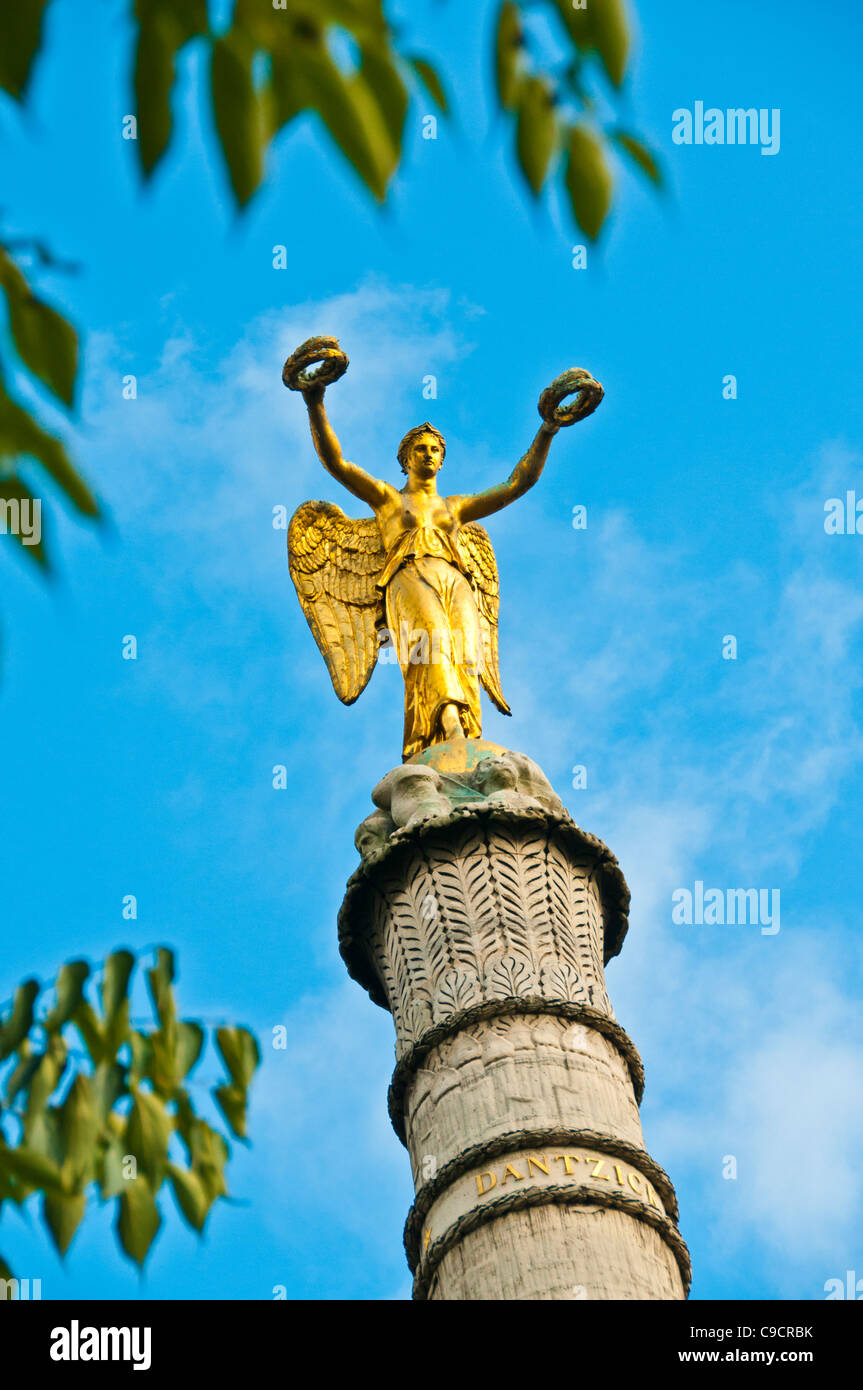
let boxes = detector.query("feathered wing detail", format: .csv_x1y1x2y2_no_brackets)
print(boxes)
288,500,386,704
456,522,512,716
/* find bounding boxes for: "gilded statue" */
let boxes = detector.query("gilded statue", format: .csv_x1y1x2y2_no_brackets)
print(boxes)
284,337,603,760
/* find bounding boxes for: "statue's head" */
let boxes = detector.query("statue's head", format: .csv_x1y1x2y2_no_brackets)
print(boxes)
397,423,446,477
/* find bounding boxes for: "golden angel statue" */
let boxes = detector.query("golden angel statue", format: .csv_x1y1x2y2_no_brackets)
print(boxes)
284,337,603,761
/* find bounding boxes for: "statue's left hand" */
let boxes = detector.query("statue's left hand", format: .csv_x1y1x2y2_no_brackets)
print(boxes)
538,369,604,428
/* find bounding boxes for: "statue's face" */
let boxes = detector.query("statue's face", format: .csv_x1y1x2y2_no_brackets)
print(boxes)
407,432,443,479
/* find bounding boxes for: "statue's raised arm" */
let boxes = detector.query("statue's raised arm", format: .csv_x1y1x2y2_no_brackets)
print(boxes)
283,336,391,509
455,369,604,524
283,338,389,709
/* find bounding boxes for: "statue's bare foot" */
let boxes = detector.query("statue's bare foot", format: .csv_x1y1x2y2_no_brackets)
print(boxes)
440,704,465,741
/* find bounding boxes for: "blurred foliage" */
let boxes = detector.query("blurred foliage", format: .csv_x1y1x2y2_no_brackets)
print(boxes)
497,0,662,238
0,0,659,624
0,0,98,595
0,244,99,581
134,0,449,207
127,0,658,231
0,947,260,1276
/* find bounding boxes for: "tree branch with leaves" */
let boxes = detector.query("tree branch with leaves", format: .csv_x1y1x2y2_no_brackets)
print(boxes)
0,947,260,1279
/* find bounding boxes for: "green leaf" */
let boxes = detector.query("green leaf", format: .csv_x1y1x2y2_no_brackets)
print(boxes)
44,959,90,1032
146,948,179,1088
22,1109,64,1169
0,0,53,100
213,1082,248,1140
25,1035,66,1114
212,1026,258,1137
0,249,78,406
359,41,408,152
102,949,135,1023
591,0,629,87
295,42,386,199
495,1,523,112
73,1001,107,1065
272,40,393,200
0,475,50,572
552,0,629,87
126,1089,172,1188
551,0,592,47
58,1075,99,1187
176,1021,204,1081
101,949,135,1054
133,0,207,177
211,29,265,207
0,1158,16,1205
43,1189,85,1256
89,1061,126,1124
168,1162,210,1231
165,0,208,38
148,1018,202,1097
269,51,303,132
564,122,613,240
117,1176,161,1266
232,0,283,47
128,1030,154,1087
515,76,556,196
344,65,401,196
134,8,175,175
215,1026,260,1089
196,1129,228,1203
4,1040,41,1104
0,1144,65,1194
149,1032,178,1098
98,1132,127,1199
146,948,176,1024
0,979,39,1062
178,1111,228,1202
407,55,449,116
611,128,663,186
0,376,99,517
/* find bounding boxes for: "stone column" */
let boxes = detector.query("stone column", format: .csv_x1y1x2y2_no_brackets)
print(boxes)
338,741,690,1301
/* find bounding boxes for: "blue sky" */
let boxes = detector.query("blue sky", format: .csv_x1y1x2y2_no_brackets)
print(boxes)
2,0,862,1300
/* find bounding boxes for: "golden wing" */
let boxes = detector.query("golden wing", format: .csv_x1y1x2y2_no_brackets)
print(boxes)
456,522,512,716
288,500,386,704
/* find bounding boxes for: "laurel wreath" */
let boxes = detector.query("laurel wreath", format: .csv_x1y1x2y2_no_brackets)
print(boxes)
282,335,349,391
538,368,604,426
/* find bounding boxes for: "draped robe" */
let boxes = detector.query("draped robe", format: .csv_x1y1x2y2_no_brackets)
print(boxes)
378,525,482,759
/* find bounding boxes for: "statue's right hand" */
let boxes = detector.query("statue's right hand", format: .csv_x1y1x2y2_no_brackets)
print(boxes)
283,335,349,394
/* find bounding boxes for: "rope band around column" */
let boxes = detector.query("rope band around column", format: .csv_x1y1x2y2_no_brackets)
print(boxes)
412,1184,692,1301
403,1124,680,1267
388,998,646,1144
